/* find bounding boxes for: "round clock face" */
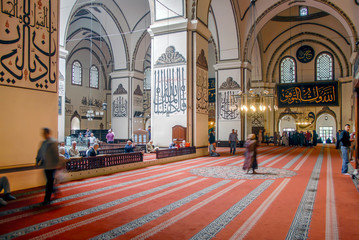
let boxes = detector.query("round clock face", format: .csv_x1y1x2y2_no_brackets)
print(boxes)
296,45,315,63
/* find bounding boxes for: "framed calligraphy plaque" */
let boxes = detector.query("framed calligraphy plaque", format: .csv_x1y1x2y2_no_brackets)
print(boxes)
0,0,58,92
277,81,339,108
296,45,315,63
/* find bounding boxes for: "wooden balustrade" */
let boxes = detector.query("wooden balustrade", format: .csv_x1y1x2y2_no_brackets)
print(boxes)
66,152,143,172
156,147,196,159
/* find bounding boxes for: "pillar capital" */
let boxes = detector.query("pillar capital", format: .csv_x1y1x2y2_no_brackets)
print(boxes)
110,70,144,80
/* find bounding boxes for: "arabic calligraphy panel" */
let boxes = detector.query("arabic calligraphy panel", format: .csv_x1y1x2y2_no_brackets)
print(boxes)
196,67,208,114
153,66,187,115
277,81,339,108
0,0,58,92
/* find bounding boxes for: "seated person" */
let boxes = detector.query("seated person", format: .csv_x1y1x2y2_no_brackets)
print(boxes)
87,143,99,157
69,141,80,157
180,140,186,148
125,140,135,153
0,176,16,206
169,139,177,149
146,140,158,153
209,143,220,157
59,142,70,159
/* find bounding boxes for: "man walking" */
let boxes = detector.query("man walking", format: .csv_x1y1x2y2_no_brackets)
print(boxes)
229,129,238,155
339,124,352,175
36,128,60,205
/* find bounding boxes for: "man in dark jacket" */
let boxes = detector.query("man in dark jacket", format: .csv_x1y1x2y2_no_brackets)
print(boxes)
87,143,99,157
36,128,59,205
339,124,352,175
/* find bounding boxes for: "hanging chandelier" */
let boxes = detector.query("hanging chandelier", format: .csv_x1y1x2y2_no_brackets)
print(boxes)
230,89,277,113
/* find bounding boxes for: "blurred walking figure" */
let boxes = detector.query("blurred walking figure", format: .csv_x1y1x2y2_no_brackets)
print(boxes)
243,134,258,174
36,128,60,205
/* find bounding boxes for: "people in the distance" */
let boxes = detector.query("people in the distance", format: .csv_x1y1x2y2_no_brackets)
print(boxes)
69,141,80,157
146,140,158,153
106,129,115,144
0,176,16,206
169,139,177,149
87,143,99,157
209,143,220,157
125,140,135,153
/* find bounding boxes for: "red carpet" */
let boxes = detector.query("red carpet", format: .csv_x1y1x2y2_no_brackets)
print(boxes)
1,144,358,239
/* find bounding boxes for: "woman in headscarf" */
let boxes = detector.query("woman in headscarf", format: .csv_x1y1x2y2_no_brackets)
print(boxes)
243,134,258,174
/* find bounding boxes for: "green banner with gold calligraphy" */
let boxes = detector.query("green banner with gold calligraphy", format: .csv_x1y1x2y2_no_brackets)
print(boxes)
277,81,339,108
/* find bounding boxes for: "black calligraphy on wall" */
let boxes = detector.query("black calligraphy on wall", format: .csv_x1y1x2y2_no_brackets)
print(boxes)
113,96,127,118
277,81,339,108
196,67,208,114
219,91,240,120
153,67,187,115
0,0,58,92
218,77,241,120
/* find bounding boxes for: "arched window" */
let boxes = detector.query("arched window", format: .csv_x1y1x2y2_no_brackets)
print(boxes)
72,61,82,85
144,67,151,90
280,57,296,83
90,65,99,88
316,52,333,81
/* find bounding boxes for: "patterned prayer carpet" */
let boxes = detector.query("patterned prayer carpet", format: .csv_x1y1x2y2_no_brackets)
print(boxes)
0,144,358,240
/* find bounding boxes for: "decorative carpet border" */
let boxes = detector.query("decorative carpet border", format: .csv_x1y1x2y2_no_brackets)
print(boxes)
190,166,297,180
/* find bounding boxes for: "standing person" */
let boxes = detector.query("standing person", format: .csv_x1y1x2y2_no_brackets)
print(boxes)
312,130,318,146
258,130,263,144
0,176,16,206
229,129,238,155
273,132,278,146
36,128,60,205
336,130,342,149
89,133,96,147
106,129,115,143
350,132,356,161
85,128,91,137
78,132,83,144
339,124,352,175
243,134,258,174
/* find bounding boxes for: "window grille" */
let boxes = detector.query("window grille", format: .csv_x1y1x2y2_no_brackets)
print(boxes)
72,61,82,85
316,53,333,80
280,57,296,83
90,65,99,88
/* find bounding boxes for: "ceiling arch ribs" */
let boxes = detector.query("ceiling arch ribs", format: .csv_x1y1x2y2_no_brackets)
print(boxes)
243,0,358,62
268,39,345,83
132,31,151,73
264,22,351,53
265,30,349,82
67,32,112,69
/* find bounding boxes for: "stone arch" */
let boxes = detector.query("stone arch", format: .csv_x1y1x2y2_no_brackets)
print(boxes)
243,0,359,62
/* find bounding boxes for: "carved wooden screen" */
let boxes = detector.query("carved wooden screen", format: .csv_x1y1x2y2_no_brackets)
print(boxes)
133,129,148,144
172,125,186,142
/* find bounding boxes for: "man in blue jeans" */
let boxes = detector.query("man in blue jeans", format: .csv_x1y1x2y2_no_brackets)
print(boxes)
339,124,352,175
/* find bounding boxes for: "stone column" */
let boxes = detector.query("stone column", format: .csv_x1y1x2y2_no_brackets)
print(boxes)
148,16,210,149
58,46,68,142
213,61,243,141
110,71,144,140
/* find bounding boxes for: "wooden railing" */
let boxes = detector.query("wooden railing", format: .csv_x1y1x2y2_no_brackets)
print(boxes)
66,152,143,172
156,147,196,159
